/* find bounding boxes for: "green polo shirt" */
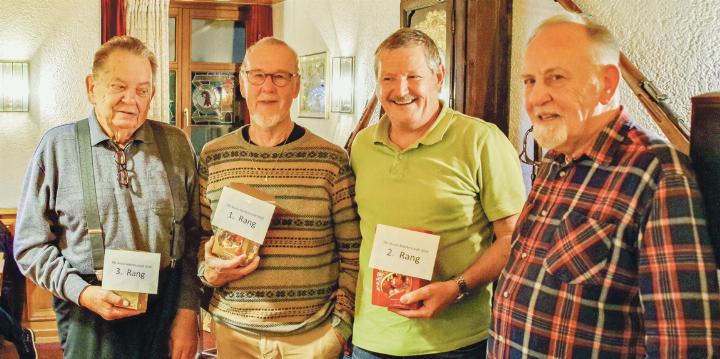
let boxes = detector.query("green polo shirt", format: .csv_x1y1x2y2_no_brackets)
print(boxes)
350,105,526,355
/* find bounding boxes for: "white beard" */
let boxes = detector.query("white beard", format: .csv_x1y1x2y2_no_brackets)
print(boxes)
533,121,568,150
251,113,283,129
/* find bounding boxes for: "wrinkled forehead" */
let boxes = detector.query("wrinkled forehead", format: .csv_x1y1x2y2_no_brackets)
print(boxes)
377,45,432,73
97,50,153,82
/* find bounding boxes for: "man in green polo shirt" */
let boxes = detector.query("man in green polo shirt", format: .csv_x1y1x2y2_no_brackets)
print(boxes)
350,28,526,358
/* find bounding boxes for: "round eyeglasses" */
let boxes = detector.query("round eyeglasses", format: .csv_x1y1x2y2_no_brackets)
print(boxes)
241,70,299,87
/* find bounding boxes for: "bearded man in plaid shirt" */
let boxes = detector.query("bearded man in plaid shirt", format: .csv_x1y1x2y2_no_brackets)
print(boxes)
489,14,720,358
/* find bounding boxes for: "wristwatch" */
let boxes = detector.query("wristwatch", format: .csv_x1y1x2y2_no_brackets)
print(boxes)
454,275,470,302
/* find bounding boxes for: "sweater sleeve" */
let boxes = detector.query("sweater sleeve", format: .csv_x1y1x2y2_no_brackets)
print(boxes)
330,153,361,341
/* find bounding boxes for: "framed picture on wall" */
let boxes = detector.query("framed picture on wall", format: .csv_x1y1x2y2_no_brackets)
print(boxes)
298,52,328,119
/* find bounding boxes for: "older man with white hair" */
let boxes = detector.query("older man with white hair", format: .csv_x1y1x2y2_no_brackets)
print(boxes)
15,35,200,359
489,14,720,358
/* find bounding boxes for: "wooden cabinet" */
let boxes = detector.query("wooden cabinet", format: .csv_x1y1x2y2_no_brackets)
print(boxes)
0,209,58,344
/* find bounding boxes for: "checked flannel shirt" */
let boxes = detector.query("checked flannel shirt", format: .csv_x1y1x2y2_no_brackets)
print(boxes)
489,110,720,358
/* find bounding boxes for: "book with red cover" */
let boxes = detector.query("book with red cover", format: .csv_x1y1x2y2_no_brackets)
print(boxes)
371,269,428,310
371,228,432,310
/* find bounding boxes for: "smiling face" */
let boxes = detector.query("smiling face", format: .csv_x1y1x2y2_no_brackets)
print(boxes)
522,22,619,155
240,43,300,129
376,45,444,132
86,50,154,138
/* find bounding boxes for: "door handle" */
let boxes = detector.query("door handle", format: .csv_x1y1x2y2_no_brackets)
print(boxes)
183,108,190,128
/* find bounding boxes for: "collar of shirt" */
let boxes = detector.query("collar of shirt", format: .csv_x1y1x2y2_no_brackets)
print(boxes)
87,110,154,147
371,101,454,151
546,106,629,167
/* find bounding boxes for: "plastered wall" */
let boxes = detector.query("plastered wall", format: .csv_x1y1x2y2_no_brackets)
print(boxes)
0,0,100,207
272,0,400,145
511,0,720,188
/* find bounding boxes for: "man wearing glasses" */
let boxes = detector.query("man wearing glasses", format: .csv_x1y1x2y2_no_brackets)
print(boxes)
197,37,360,358
14,36,200,359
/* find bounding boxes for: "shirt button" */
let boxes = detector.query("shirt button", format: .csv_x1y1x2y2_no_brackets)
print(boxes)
540,209,548,216
521,252,528,259
502,291,509,298
559,170,566,177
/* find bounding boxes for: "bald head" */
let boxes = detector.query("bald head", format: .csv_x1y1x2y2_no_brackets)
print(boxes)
528,14,620,67
242,37,299,72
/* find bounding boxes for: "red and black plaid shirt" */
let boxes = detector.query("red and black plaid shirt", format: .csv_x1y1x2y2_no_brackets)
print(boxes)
489,110,720,358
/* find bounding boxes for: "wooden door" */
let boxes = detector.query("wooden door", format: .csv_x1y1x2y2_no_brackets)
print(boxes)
170,1,248,155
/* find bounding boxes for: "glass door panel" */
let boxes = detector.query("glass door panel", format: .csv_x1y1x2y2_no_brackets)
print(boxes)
169,18,177,62
189,125,233,157
191,20,246,63
169,70,176,125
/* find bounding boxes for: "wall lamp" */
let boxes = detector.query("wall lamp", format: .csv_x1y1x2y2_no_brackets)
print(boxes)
0,62,30,112
331,56,354,113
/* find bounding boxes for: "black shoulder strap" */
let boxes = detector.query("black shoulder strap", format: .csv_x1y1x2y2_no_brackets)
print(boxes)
75,118,105,273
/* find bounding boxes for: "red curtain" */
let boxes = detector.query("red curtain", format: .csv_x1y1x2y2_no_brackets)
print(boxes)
242,5,273,124
245,5,273,47
102,0,126,43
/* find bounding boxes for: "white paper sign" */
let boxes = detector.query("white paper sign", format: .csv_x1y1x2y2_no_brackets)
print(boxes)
101,249,160,294
368,224,440,280
211,186,276,244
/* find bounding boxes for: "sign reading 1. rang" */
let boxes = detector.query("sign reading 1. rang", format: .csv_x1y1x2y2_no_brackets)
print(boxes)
368,224,440,280
211,186,276,244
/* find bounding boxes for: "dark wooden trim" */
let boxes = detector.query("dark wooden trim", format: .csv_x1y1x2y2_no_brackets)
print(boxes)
452,0,465,113
463,0,511,135
189,63,241,72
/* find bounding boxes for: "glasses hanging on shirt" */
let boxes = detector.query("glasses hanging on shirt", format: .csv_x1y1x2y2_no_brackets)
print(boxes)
111,144,129,188
519,126,542,181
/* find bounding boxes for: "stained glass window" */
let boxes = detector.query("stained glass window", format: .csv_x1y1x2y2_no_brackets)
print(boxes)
190,71,240,125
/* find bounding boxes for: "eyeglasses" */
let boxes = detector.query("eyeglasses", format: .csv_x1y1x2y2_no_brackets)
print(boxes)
241,70,299,87
113,146,129,188
519,126,543,168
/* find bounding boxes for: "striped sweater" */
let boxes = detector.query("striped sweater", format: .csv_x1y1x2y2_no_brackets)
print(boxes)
198,126,360,340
